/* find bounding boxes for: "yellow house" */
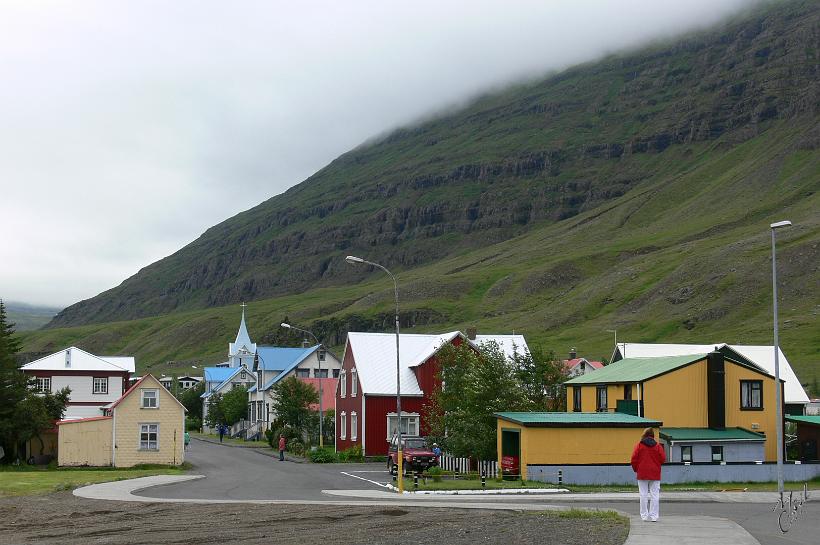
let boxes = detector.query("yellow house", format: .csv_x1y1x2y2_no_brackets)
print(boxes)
495,412,662,480
565,351,780,462
57,374,186,467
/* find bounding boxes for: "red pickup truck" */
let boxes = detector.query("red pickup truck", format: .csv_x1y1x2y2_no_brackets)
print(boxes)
387,436,439,475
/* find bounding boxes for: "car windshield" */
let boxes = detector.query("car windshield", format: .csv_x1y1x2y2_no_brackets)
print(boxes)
403,438,427,449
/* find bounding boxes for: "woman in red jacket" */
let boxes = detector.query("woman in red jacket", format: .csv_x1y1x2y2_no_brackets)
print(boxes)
631,427,666,522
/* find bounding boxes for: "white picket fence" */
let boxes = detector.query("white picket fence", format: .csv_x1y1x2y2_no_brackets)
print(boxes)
439,453,499,478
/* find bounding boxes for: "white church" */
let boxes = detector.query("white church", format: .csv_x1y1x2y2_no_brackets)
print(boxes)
201,306,341,437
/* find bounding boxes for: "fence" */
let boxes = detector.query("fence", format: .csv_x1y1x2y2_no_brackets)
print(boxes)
439,453,499,478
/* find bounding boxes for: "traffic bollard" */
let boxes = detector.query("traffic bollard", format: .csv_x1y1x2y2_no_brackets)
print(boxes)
558,469,563,486
481,473,486,488
414,473,418,490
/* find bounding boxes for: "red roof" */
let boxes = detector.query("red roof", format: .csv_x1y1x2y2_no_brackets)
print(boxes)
301,377,338,412
563,358,604,372
56,416,112,426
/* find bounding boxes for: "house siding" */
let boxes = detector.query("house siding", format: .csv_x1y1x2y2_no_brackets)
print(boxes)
336,343,363,453
58,418,113,466
364,395,425,456
113,376,185,467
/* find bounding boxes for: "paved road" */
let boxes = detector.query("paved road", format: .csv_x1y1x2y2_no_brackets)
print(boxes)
143,438,819,544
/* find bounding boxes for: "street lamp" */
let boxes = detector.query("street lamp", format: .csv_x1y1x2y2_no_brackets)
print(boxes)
605,329,617,358
345,254,404,493
770,220,791,494
281,322,325,449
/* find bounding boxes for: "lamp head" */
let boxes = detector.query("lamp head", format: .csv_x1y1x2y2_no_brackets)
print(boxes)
345,255,365,264
280,323,291,329
770,220,792,230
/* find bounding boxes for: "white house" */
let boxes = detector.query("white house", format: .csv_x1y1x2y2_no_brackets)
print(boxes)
612,343,810,415
159,375,202,391
20,346,135,420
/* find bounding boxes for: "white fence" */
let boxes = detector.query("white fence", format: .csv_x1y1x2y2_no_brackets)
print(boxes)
439,453,499,478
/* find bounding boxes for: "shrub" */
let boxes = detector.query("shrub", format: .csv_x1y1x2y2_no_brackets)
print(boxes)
309,447,337,463
289,440,305,456
186,417,201,432
426,466,444,482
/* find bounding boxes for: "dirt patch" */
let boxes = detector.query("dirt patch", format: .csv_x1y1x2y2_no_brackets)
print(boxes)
0,492,628,545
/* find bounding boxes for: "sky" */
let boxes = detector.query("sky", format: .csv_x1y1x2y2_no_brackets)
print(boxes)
1,0,762,308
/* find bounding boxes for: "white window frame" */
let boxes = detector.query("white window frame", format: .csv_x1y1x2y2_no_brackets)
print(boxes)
141,389,159,409
340,371,347,398
340,412,347,440
386,412,420,441
139,423,159,450
351,412,358,441
351,368,358,397
93,377,108,395
681,445,693,463
36,377,51,393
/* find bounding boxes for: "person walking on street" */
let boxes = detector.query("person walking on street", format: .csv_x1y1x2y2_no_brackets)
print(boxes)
278,434,286,461
184,431,191,451
631,427,666,522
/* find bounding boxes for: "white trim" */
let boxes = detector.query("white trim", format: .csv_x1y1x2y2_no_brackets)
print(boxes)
141,389,159,409
351,411,358,441
36,377,51,393
139,422,159,450
385,412,420,440
361,396,366,455
340,370,347,398
351,368,358,397
340,412,347,440
93,376,109,395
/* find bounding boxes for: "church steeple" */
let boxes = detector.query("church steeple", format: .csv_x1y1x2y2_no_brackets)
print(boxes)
229,303,256,367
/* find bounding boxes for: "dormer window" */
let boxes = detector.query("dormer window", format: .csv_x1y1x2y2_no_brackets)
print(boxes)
141,389,159,409
318,349,326,361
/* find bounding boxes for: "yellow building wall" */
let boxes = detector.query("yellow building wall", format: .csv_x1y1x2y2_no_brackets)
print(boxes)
572,384,629,413
497,419,658,477
113,376,186,467
724,365,778,461
643,360,709,427
58,418,113,467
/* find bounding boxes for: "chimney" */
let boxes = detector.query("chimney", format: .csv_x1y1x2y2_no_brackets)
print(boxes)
302,338,310,348
707,350,725,430
65,348,71,368
569,347,577,359
466,327,477,340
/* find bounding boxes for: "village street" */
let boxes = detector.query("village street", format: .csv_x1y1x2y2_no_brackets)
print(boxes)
131,438,819,545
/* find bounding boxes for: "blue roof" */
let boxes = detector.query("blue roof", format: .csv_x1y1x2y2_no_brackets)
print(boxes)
257,345,319,390
204,367,235,383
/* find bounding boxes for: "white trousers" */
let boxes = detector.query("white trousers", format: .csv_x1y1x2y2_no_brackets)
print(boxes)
637,480,660,521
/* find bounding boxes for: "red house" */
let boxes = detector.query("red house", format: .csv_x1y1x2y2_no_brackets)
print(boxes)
335,331,529,457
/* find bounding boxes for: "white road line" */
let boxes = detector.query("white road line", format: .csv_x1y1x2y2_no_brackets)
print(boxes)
345,470,391,474
340,471,392,489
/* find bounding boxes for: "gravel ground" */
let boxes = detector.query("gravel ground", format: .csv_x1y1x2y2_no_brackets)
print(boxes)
0,492,629,545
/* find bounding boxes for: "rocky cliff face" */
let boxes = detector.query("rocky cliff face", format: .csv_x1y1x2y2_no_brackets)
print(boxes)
48,0,820,328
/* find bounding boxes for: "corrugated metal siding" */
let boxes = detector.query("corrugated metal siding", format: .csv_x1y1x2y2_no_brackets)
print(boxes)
413,354,442,395
336,343,363,453
364,396,425,456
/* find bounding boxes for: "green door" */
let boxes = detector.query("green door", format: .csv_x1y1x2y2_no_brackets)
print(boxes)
501,428,520,479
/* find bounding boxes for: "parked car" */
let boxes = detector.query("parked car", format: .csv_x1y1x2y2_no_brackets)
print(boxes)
387,435,438,475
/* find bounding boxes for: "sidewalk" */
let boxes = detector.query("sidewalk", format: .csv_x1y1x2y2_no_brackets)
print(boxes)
194,435,305,462
75,475,763,545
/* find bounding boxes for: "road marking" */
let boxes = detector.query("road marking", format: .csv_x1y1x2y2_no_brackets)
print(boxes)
345,470,390,474
340,471,392,489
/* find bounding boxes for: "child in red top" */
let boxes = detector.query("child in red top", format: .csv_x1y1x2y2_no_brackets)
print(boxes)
631,427,666,522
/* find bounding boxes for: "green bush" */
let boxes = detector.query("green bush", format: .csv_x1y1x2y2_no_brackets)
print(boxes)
185,417,201,432
337,444,364,462
289,440,305,456
309,447,337,463
426,466,444,482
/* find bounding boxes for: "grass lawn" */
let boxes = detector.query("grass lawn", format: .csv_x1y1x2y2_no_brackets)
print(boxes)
409,477,561,491
0,464,190,497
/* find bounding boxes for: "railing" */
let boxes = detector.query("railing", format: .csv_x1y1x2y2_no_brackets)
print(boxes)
438,453,499,478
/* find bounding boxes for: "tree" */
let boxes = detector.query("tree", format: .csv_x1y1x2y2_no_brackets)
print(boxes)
271,376,319,438
178,381,205,420
425,342,529,461
0,300,30,460
513,346,569,411
205,385,248,429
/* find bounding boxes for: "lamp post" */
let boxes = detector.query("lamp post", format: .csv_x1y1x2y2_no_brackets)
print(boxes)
281,322,324,449
770,220,791,494
605,329,617,359
345,255,404,493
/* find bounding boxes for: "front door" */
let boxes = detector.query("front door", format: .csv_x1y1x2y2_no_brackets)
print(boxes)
501,428,521,479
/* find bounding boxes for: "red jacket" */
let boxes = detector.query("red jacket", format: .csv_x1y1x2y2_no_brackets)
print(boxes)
631,437,666,480
278,437,286,450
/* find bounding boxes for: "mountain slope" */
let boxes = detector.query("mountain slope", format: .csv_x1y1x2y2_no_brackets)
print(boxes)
47,0,820,328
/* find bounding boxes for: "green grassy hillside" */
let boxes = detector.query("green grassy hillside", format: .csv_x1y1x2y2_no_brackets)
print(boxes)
19,0,819,392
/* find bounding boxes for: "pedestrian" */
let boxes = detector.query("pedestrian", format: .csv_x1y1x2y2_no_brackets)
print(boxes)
432,442,441,458
218,424,225,443
184,431,191,451
278,434,286,461
630,427,666,522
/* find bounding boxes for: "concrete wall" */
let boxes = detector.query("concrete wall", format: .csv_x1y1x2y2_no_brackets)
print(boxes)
58,418,113,467
527,462,820,485
666,441,765,463
113,376,185,467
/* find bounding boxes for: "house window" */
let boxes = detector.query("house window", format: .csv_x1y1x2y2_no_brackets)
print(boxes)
386,413,420,440
351,368,358,397
240,371,246,380
573,387,582,412
141,389,159,409
93,377,108,394
315,368,328,378
711,446,724,462
740,380,763,410
623,384,632,401
340,412,347,440
681,445,693,463
296,368,310,378
340,371,347,397
36,377,51,393
596,385,608,412
351,412,358,441
318,349,326,361
139,423,159,450
332,369,340,378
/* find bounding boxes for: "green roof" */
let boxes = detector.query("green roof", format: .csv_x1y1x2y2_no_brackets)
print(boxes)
494,412,662,428
564,354,707,384
660,427,765,442
786,415,820,426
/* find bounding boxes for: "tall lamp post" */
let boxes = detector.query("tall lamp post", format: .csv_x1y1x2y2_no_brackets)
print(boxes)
770,220,791,494
345,255,404,493
280,322,324,449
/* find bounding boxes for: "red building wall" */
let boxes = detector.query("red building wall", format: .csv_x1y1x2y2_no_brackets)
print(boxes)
335,343,363,453
363,395,425,456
